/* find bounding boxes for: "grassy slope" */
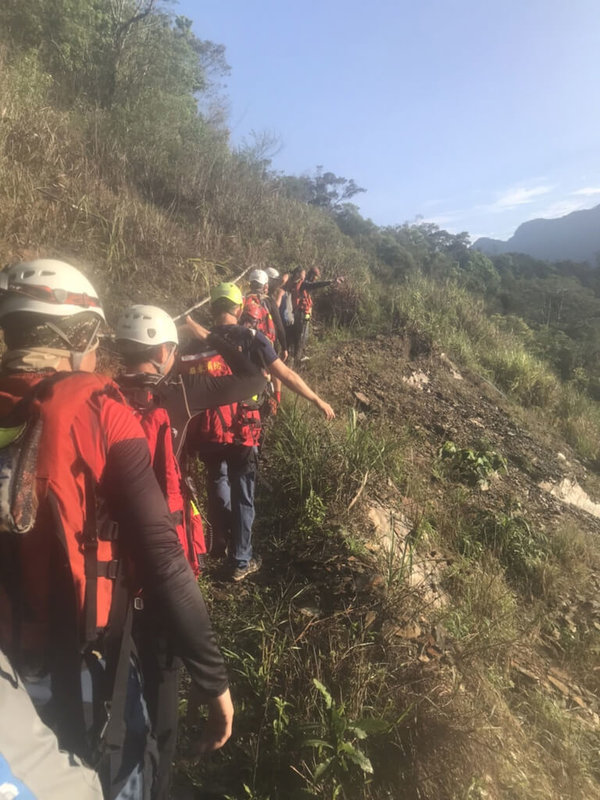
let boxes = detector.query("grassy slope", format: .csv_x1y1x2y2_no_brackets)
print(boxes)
179,330,600,800
2,52,600,800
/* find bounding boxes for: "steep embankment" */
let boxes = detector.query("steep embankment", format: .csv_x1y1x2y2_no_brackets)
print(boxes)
2,26,599,800
181,327,600,800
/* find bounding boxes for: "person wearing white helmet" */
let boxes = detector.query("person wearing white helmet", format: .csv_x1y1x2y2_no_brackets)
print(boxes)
115,304,267,459
114,303,267,800
0,258,105,372
244,268,288,413
183,282,335,583
0,260,237,800
248,268,269,289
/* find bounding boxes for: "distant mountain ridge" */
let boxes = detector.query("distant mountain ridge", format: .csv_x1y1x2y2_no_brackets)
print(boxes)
473,203,600,264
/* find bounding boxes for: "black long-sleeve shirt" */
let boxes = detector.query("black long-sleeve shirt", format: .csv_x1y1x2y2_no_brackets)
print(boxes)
104,435,228,696
263,295,287,351
118,332,267,457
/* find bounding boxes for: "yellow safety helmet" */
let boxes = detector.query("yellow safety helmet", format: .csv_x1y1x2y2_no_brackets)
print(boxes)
210,282,243,306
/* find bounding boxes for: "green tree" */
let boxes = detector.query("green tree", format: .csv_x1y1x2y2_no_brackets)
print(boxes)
275,167,365,211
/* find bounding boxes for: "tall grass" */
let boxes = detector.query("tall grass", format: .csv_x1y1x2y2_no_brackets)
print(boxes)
0,49,372,322
384,273,600,461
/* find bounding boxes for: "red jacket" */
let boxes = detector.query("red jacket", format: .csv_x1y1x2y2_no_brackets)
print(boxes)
117,379,206,573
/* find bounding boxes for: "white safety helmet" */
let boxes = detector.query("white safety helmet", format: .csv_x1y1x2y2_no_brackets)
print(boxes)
248,268,269,286
0,259,105,321
265,267,280,279
115,305,178,346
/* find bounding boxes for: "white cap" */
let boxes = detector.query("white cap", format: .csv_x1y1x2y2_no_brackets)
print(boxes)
249,268,269,286
265,267,280,279
115,305,178,346
0,259,105,321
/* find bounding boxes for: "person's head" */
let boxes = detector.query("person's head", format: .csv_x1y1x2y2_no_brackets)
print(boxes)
115,305,178,376
306,266,321,281
248,268,269,296
265,267,281,293
0,259,105,372
210,282,243,321
291,266,306,281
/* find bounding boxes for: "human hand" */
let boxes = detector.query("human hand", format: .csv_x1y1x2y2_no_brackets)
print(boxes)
184,316,210,340
282,350,289,362
197,688,234,754
316,398,335,420
335,276,346,285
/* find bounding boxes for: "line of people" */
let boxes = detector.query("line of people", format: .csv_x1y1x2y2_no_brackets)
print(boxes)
0,258,337,800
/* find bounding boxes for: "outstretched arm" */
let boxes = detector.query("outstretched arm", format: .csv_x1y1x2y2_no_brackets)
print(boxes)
269,358,335,419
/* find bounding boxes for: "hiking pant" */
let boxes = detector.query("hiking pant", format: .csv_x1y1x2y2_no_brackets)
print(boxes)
200,444,258,568
290,310,310,364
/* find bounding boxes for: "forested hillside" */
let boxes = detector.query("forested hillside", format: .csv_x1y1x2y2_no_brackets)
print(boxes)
474,204,600,264
2,3,600,800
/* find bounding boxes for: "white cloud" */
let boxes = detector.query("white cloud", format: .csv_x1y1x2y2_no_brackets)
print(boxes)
571,186,600,197
493,184,554,210
417,214,457,226
535,199,587,219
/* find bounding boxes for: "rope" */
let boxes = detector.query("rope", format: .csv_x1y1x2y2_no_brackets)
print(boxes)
172,264,253,321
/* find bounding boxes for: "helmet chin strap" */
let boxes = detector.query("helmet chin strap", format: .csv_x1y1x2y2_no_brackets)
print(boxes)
149,343,176,376
45,319,101,371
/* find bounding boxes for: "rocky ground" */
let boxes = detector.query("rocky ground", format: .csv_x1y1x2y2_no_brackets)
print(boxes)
305,330,600,741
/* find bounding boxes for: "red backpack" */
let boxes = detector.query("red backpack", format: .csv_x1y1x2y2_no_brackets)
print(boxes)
179,350,262,448
291,278,313,316
0,371,140,767
0,372,126,652
243,293,277,343
119,383,206,575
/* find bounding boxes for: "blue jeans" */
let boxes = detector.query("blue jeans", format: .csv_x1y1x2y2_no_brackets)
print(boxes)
201,444,258,568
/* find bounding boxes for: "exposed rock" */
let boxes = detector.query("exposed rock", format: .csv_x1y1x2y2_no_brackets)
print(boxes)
367,503,448,609
539,477,600,519
353,390,371,407
395,622,422,639
402,370,430,390
440,353,463,380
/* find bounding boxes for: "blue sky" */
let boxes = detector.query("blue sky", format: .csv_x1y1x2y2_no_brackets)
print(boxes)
176,0,600,241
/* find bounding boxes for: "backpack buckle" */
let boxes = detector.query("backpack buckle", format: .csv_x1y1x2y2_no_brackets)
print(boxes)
99,700,112,740
106,559,119,579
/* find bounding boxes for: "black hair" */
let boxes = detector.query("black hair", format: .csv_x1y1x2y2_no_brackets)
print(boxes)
115,339,163,368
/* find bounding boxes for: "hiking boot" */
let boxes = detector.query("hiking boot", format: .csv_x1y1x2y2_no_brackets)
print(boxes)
231,556,262,582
